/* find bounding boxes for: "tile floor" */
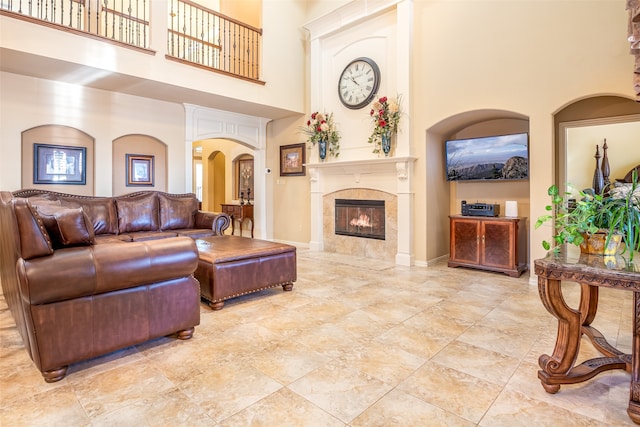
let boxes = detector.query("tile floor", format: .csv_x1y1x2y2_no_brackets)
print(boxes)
0,249,637,426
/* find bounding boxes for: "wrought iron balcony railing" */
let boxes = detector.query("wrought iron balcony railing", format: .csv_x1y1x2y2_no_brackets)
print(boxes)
0,0,263,83
167,0,262,83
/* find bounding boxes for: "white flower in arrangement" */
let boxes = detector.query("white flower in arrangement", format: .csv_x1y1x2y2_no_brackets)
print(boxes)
387,100,399,114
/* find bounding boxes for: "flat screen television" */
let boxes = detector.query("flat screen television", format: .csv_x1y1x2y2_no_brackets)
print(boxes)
445,132,529,181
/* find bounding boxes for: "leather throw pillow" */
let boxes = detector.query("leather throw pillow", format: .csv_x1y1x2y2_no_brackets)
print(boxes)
115,192,159,233
158,193,198,230
35,205,96,249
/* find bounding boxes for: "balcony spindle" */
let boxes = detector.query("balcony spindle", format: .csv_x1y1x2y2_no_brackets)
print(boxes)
1,0,259,80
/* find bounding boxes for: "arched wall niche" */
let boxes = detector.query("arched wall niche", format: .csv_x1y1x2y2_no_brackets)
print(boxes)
113,134,167,195
553,94,640,186
424,109,530,262
21,124,95,195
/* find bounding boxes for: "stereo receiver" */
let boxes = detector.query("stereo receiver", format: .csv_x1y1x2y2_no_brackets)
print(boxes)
461,201,500,217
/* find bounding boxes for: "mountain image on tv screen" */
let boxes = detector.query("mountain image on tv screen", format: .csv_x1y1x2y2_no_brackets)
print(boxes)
445,132,529,181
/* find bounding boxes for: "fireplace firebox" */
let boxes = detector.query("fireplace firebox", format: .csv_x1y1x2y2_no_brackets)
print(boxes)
335,199,385,240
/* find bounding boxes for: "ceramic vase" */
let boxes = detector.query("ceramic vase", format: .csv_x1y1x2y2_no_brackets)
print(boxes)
579,232,622,256
381,132,392,157
318,139,327,161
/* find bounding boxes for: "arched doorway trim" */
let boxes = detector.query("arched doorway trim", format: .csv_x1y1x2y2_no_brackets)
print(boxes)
183,104,272,239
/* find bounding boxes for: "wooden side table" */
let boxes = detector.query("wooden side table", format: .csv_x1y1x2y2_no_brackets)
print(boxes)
221,203,254,238
535,246,640,424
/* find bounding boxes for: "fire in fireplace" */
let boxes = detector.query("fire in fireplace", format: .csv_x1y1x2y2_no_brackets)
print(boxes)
335,199,385,240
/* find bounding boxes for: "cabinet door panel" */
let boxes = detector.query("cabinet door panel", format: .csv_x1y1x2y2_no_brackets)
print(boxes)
451,219,480,264
482,221,514,269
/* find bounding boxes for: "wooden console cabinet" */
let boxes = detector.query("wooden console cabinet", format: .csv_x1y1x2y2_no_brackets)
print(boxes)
221,204,254,238
448,215,527,277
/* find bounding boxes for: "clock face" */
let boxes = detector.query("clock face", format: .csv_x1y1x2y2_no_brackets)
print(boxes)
338,57,381,110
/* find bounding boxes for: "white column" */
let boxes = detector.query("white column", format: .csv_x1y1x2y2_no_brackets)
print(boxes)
308,166,324,251
396,159,414,266
395,0,412,158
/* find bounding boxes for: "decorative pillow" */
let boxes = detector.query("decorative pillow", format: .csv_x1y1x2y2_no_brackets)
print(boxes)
610,182,640,201
158,193,198,230
35,205,95,248
115,193,159,233
61,197,118,235
14,200,54,259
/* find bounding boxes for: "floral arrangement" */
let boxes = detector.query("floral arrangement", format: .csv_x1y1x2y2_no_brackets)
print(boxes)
367,95,401,153
301,111,340,158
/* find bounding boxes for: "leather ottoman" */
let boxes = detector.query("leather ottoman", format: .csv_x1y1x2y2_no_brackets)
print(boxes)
194,236,296,310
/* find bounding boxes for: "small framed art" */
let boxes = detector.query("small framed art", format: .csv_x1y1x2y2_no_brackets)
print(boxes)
238,158,254,199
34,143,87,185
126,154,154,186
280,143,306,176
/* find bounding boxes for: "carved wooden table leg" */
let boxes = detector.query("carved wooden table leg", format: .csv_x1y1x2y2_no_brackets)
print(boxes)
535,247,640,424
538,276,629,395
628,292,640,424
537,276,583,393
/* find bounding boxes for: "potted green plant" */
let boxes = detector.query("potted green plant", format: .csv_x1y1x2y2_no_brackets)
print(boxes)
601,171,640,260
535,170,639,261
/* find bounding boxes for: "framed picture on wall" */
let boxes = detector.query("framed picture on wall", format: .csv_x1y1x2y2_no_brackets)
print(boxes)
34,143,87,185
280,143,306,176
238,158,254,200
126,154,154,186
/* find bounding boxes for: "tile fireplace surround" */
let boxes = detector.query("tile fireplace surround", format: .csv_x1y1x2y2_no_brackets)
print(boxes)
308,157,416,266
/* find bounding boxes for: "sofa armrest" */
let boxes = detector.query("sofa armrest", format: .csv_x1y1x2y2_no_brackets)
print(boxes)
195,211,231,236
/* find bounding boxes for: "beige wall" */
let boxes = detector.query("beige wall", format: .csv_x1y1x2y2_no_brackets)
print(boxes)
301,0,635,265
411,0,634,265
112,135,168,195
270,115,310,244
221,0,262,27
565,119,640,191
1,0,636,268
21,125,95,195
0,72,185,195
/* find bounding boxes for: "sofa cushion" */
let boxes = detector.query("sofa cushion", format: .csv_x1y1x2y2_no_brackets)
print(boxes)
115,193,159,233
61,197,118,235
129,231,178,241
158,193,198,230
36,205,96,248
176,229,216,239
14,200,54,259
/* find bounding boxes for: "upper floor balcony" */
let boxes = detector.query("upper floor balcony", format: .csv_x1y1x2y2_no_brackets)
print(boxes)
0,0,303,119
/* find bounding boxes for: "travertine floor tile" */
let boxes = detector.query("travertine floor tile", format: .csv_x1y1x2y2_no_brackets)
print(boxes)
398,361,503,423
288,358,395,423
351,388,475,427
0,250,636,426
431,339,521,386
219,387,345,427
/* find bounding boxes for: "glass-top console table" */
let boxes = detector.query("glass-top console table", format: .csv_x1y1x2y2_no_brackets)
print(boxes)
534,246,640,423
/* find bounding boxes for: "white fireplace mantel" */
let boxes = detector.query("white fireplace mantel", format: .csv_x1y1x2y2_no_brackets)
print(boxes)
304,0,414,266
307,156,416,266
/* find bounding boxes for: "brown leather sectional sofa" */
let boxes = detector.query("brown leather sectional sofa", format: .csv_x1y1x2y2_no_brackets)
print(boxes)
0,190,231,382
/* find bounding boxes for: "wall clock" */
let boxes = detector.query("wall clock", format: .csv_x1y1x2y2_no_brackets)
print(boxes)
337,57,381,110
